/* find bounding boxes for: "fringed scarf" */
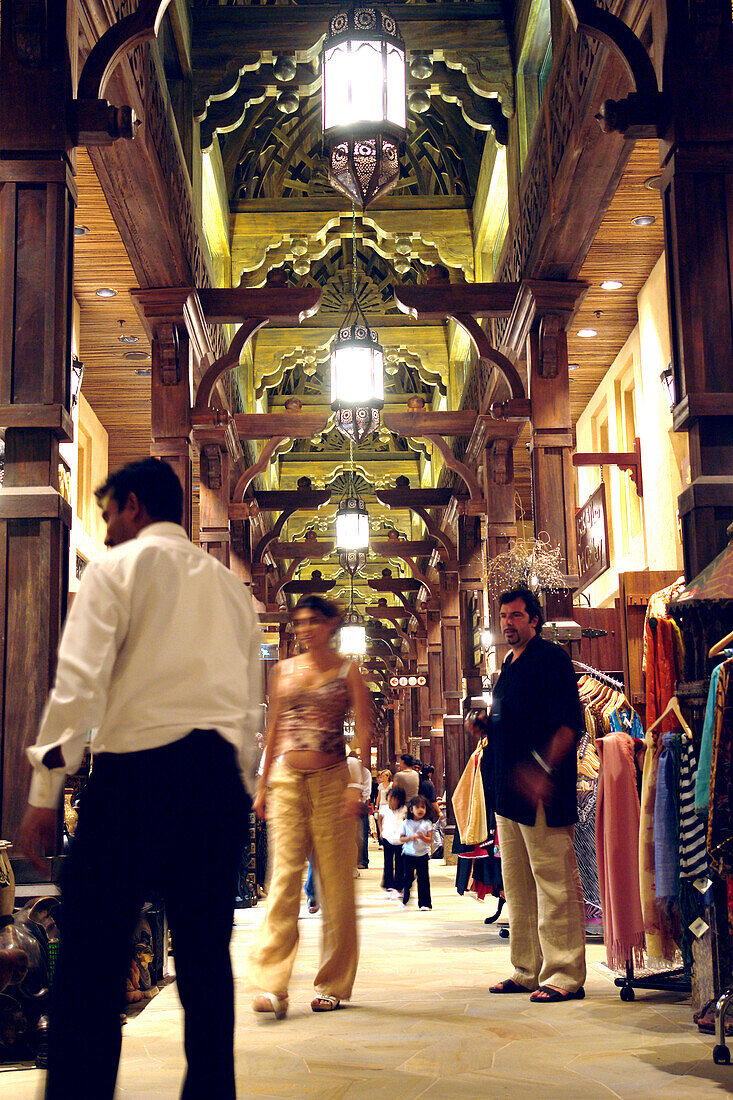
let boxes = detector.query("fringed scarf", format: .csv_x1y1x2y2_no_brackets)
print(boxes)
596,734,646,970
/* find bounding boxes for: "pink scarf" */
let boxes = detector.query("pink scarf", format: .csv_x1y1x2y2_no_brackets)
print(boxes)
596,734,646,970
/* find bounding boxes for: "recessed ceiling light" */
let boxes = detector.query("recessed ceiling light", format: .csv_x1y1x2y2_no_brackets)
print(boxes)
600,280,623,290
123,350,150,361
631,215,656,227
118,334,139,343
644,174,662,191
74,225,90,237
568,363,580,370
578,328,597,338
134,368,152,377
95,287,117,298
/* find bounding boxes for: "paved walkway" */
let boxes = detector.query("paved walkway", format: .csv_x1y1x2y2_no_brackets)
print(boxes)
1,854,730,1098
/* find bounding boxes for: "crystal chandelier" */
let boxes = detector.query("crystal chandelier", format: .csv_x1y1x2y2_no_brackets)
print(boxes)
321,5,406,208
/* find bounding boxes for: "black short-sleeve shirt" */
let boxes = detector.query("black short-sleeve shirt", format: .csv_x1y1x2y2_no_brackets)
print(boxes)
490,634,583,827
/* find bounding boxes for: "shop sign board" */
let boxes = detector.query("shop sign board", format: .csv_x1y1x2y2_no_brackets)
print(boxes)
575,483,610,590
389,674,428,689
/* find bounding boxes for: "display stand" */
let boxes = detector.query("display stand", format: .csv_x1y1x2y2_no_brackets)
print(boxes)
615,962,690,1002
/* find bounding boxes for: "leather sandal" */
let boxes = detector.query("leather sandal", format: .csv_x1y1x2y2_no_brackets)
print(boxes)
489,978,532,994
311,994,341,1012
530,985,585,1003
252,992,288,1019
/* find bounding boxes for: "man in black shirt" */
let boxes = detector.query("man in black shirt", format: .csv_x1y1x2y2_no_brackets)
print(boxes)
488,588,586,1003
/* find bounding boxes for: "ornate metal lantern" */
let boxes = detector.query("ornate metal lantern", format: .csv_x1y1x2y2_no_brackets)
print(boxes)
339,610,368,657
331,313,384,444
339,548,367,577
321,6,406,208
335,493,370,551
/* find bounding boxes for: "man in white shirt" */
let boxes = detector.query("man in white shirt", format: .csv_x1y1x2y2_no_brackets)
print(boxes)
347,751,372,868
18,458,262,1100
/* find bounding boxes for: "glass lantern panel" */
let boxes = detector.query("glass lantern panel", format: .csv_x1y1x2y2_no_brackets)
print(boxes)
331,345,382,405
336,509,370,551
340,624,367,656
324,40,386,128
386,44,406,128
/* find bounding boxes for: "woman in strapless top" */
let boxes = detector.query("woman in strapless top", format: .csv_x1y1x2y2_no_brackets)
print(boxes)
250,595,372,1018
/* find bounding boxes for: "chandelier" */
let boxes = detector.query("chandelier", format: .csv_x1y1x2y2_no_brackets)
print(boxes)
331,208,384,445
321,6,406,208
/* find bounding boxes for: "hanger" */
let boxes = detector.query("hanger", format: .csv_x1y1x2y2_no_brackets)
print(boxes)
709,627,733,658
647,695,692,739
572,660,624,692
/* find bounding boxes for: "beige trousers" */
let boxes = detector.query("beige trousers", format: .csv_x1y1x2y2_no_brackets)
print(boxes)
249,760,358,1000
496,803,586,992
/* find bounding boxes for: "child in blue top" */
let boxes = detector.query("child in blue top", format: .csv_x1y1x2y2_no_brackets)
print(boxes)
399,795,433,910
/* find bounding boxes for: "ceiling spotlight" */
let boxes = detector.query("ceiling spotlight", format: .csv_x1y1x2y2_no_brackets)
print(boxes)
74,225,90,237
631,215,656,227
643,174,662,191
95,287,117,298
123,350,150,361
600,280,623,290
578,328,597,338
568,363,580,370
118,334,139,343
134,368,152,377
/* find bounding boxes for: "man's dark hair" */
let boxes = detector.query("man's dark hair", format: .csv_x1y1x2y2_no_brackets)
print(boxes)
420,764,434,779
399,753,414,767
293,595,342,623
499,586,544,631
95,458,183,525
388,785,406,808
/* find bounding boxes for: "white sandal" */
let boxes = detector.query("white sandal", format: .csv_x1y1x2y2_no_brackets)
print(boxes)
252,992,288,1019
311,994,340,1012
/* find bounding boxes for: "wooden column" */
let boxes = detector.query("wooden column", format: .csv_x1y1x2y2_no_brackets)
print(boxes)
0,0,74,852
483,435,518,666
654,1,733,576
150,325,193,537
425,599,444,793
438,564,464,826
194,423,234,566
504,283,587,617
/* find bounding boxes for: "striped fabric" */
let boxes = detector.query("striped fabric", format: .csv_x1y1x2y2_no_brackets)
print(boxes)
679,737,708,879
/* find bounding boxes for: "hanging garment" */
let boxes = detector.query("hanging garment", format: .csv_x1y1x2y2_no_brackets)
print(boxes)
654,732,680,901
451,742,488,846
679,736,708,880
696,662,728,816
596,733,646,970
575,731,601,925
644,616,683,732
638,724,677,961
708,666,733,878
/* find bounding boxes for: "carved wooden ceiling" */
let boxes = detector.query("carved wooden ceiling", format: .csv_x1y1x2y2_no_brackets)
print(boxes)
70,4,666,604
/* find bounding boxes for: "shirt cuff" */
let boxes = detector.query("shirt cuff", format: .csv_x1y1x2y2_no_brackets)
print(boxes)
28,768,66,810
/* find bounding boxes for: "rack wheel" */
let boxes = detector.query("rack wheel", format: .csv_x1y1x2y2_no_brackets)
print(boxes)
713,1045,731,1065
498,927,509,939
620,985,635,1002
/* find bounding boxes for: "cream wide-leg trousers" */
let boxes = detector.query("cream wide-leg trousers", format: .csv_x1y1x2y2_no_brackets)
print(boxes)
496,803,587,992
249,759,358,1000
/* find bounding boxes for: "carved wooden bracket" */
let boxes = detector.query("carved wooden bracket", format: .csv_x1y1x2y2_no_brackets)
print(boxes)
561,0,664,137
201,444,223,491
78,0,175,100
572,436,644,496
253,506,300,566
195,318,268,410
423,433,483,503
231,435,289,503
157,322,180,385
538,313,562,379
411,505,457,563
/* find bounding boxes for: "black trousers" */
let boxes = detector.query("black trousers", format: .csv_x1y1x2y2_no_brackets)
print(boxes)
402,853,432,908
382,839,403,891
45,729,249,1100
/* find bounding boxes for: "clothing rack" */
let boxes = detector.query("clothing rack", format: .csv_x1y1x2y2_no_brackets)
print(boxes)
572,661,625,693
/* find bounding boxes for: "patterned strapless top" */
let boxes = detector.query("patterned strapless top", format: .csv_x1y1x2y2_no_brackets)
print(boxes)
277,660,351,757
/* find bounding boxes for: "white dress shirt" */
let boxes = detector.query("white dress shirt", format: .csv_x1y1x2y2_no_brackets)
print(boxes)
27,522,262,809
347,756,372,802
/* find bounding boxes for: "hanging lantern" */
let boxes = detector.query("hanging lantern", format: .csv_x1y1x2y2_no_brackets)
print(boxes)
321,7,406,208
335,407,381,445
340,610,367,657
339,548,367,577
336,493,370,551
331,316,384,444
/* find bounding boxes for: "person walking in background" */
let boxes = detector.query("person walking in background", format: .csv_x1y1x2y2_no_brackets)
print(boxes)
347,751,372,869
488,587,586,1004
18,458,262,1100
399,796,434,910
393,754,420,801
379,786,407,897
251,596,372,1017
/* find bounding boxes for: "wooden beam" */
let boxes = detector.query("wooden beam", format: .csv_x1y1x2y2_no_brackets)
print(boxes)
371,540,436,557
394,282,520,320
283,580,336,594
383,411,478,436
197,287,321,325
375,488,453,508
233,412,328,440
268,541,335,560
255,490,331,510
368,579,422,593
